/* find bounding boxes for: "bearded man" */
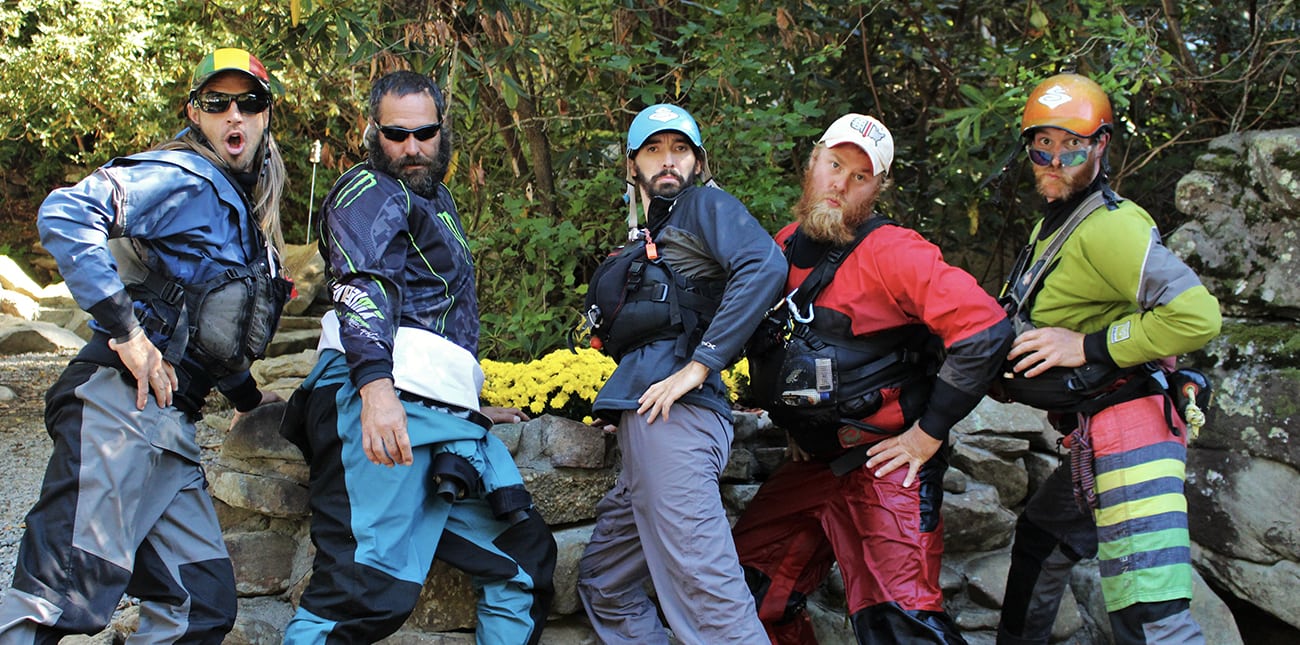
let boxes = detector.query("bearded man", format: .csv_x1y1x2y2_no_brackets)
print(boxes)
995,73,1220,645
732,113,1013,644
576,103,785,644
281,70,555,644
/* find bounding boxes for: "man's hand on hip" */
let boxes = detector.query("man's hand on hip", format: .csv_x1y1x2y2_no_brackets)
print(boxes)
359,378,412,466
637,360,710,424
109,329,177,410
1008,326,1086,378
865,423,943,488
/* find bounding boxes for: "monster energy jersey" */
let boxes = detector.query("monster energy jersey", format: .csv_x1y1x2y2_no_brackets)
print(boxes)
1023,193,1221,369
319,162,479,389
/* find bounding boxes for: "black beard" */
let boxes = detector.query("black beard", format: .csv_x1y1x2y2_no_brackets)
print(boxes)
635,168,696,200
367,125,453,198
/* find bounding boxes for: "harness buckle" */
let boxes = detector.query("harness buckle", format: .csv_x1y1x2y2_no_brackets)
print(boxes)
627,260,645,291
651,283,670,303
140,314,172,337
158,281,186,305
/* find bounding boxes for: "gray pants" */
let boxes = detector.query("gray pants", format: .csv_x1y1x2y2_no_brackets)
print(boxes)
0,362,235,644
577,404,766,645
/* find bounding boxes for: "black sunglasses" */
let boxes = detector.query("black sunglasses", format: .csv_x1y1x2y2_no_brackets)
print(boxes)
193,91,271,115
377,122,442,142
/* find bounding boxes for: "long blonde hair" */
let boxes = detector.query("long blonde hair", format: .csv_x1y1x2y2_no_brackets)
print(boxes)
155,129,287,254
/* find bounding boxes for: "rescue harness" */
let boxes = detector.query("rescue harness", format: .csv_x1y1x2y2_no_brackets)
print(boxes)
746,217,943,458
579,226,724,361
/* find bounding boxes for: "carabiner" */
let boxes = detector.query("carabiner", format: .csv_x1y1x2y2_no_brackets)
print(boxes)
785,289,815,324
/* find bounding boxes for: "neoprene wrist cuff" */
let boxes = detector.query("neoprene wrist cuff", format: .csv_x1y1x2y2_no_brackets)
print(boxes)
88,289,140,340
1084,331,1117,367
226,376,262,412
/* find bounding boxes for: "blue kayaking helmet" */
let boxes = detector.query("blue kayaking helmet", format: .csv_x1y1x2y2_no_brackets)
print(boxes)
626,104,704,156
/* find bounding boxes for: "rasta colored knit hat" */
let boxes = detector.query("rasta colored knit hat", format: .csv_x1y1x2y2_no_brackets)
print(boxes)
189,48,273,96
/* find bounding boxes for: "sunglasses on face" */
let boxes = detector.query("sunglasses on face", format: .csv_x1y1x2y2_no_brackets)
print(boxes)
377,122,442,142
192,91,271,115
1026,143,1093,168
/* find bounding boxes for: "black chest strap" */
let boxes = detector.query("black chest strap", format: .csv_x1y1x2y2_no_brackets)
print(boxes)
782,216,895,322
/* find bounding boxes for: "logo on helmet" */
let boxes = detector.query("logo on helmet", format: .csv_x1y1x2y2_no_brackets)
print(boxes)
1036,85,1074,109
648,106,683,123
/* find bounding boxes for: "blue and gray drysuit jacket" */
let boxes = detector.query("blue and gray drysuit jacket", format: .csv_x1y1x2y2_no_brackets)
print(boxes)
37,149,270,419
299,162,527,517
592,185,788,421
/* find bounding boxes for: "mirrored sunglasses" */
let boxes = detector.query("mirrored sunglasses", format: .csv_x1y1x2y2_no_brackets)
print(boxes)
1027,145,1093,168
378,123,442,142
193,91,271,115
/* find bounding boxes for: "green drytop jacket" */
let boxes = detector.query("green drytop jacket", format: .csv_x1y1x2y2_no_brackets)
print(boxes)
1024,191,1222,368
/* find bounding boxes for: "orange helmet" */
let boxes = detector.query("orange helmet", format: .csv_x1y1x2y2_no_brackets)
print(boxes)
1020,73,1113,138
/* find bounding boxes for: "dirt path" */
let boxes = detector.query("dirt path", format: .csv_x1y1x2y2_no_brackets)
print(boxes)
0,351,73,588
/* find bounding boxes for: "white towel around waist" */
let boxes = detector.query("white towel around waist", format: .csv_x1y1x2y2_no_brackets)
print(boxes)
316,310,483,411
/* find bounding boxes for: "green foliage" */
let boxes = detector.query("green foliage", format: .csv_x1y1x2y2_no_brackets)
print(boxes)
1,0,1296,363
472,191,606,360
0,0,204,187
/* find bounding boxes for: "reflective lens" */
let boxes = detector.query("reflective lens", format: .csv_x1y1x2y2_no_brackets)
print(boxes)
1027,145,1092,167
378,123,442,142
193,91,271,115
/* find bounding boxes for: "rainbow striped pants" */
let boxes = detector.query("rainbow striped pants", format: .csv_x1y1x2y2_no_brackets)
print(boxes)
998,394,1204,645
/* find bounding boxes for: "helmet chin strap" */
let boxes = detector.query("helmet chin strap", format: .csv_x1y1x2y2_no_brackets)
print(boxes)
697,149,717,189
625,177,640,241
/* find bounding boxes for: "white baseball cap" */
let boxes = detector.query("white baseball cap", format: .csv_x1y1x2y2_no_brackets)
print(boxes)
819,113,894,176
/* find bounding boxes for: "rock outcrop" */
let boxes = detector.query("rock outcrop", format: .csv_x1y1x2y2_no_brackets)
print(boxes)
1169,127,1300,634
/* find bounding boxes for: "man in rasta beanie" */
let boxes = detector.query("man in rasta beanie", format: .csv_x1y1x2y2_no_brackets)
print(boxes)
0,47,290,643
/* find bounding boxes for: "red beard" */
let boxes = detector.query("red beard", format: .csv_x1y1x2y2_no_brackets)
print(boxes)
1034,166,1092,202
793,175,875,245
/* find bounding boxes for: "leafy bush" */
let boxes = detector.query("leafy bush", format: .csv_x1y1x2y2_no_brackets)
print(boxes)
3,0,1296,364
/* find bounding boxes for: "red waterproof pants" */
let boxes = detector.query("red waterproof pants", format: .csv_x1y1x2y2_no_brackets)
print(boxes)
733,456,961,644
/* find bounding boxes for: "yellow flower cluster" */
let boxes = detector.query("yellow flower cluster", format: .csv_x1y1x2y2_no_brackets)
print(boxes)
723,357,750,403
480,349,751,422
481,347,616,423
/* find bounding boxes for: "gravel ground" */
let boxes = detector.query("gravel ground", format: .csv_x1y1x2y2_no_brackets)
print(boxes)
0,351,73,588
0,351,231,594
